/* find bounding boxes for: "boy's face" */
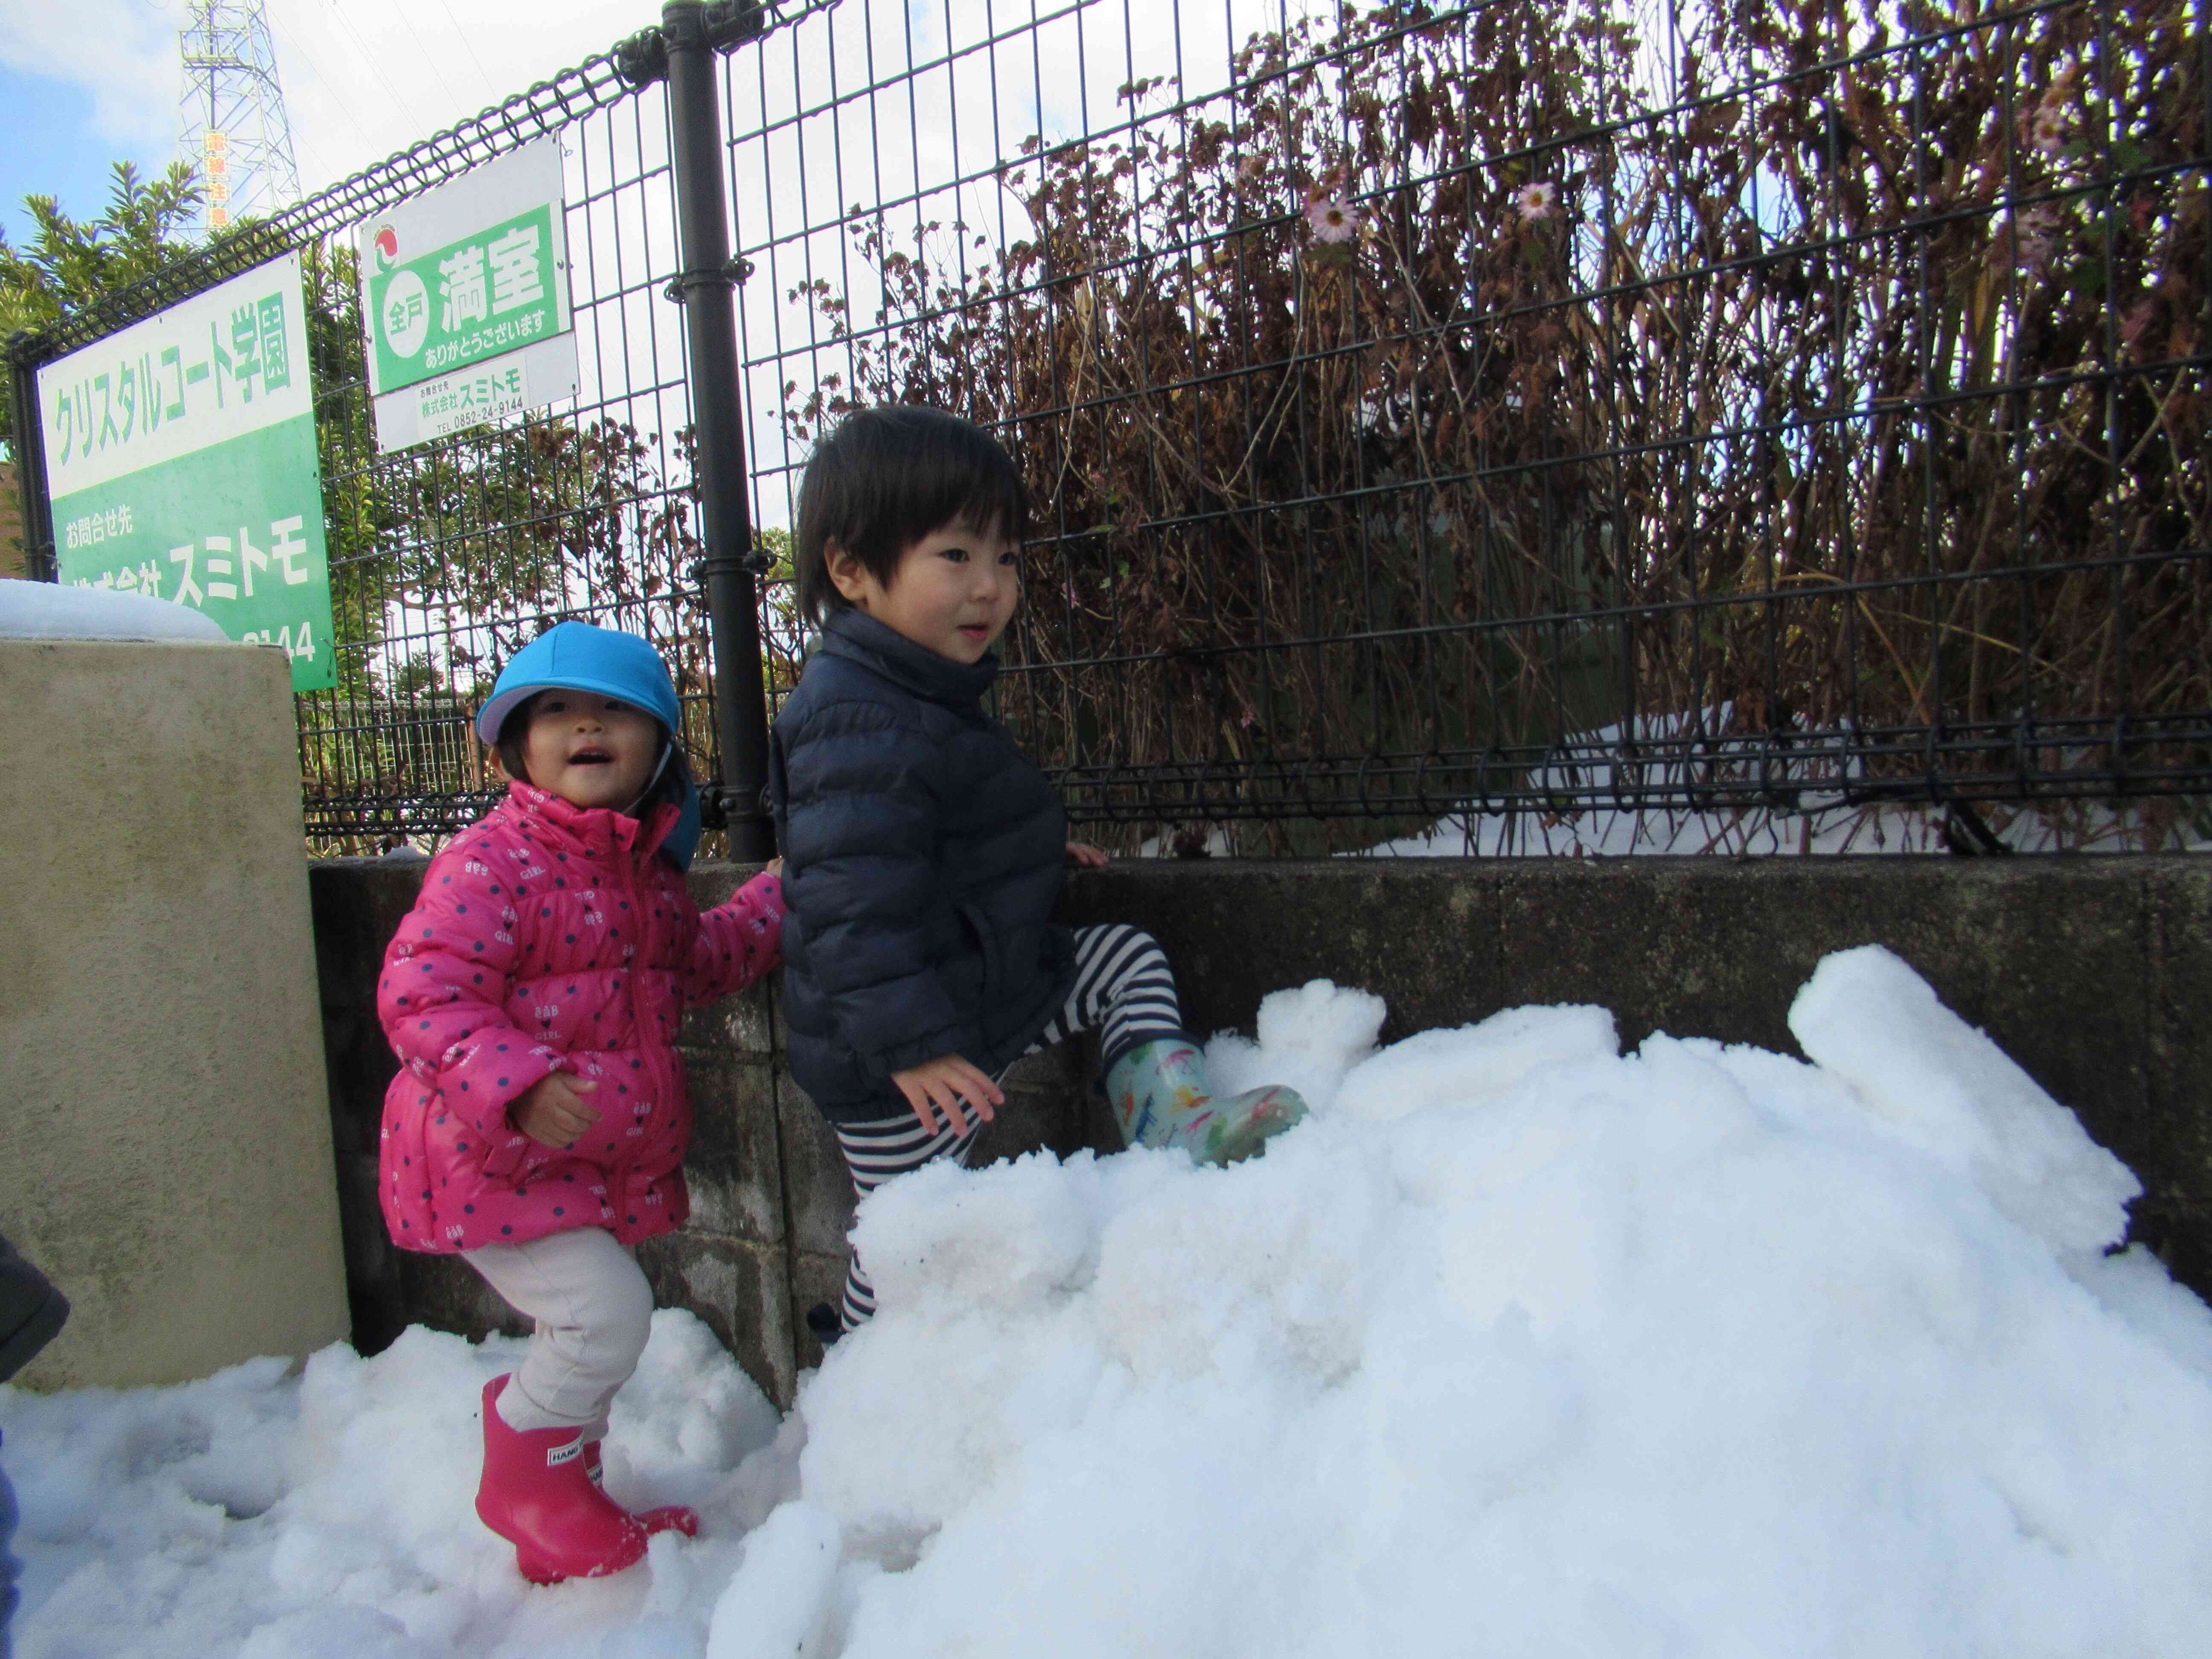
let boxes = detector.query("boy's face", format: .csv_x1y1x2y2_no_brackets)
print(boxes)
519,692,662,811
829,518,1019,665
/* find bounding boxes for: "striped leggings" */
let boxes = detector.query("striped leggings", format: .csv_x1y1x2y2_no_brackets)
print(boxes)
827,923,1185,1330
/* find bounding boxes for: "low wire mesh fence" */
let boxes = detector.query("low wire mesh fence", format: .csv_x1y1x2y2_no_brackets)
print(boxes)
9,0,2208,856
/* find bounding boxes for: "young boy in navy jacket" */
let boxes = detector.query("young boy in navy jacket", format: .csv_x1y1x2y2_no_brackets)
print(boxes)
770,405,1308,1333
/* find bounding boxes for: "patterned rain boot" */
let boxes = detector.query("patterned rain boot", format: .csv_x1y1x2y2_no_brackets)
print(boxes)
582,1440,699,1540
1104,1039,1308,1165
474,1375,648,1585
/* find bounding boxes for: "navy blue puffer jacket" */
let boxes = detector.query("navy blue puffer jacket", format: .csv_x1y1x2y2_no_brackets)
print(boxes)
769,609,1077,1120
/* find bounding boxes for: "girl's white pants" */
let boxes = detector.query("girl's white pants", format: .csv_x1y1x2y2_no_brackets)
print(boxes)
463,1226,652,1439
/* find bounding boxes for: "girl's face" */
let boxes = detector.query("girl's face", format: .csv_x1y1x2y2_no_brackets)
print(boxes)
518,692,662,811
828,518,1019,665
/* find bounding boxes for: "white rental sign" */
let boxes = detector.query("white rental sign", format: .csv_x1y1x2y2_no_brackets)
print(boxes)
357,137,580,452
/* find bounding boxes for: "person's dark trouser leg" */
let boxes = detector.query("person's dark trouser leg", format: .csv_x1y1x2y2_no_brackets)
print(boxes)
0,1232,67,1659
3,1431,21,1659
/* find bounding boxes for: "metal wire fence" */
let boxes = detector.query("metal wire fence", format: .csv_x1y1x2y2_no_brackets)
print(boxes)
9,0,2209,857
299,54,707,846
9,3,832,853
736,0,2212,854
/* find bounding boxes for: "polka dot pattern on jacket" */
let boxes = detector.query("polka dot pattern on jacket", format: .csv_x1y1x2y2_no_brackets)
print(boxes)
377,782,783,1254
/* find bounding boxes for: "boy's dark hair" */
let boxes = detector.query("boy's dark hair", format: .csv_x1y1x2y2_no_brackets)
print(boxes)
793,405,1028,626
494,693,694,821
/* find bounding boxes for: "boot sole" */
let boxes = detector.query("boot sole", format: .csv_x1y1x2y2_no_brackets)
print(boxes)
514,1530,649,1586
1207,1101,1308,1165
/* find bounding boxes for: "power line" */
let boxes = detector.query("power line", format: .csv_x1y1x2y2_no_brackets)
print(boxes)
430,0,498,98
384,3,474,123
263,12,376,160
317,0,427,135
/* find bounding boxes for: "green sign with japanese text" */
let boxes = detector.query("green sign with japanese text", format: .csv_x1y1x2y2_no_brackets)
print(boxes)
367,202,562,394
358,137,577,453
37,252,336,692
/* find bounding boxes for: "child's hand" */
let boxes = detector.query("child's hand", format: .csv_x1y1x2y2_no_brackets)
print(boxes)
511,1072,601,1149
766,856,783,877
1065,841,1109,868
890,1055,1003,1136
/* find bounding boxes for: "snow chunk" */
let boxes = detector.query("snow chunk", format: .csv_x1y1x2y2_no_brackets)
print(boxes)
1335,1001,1618,1124
0,578,232,643
1788,943,2139,1253
705,1500,843,1659
1202,978,1386,1114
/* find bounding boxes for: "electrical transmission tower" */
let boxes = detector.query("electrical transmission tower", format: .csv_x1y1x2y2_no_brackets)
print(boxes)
177,0,303,236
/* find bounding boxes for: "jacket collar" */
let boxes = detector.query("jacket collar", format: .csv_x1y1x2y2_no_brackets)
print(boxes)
498,780,678,868
817,608,998,710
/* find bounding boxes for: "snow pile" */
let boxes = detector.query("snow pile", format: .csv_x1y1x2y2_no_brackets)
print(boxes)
10,947,2212,1658
0,578,231,643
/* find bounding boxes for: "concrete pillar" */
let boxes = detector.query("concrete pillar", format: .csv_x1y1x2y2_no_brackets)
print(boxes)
0,638,349,1388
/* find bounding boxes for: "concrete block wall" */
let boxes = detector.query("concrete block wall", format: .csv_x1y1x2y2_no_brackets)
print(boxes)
310,854,2212,1409
1057,858,2212,1294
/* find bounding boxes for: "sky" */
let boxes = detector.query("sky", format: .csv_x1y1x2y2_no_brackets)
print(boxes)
0,0,646,248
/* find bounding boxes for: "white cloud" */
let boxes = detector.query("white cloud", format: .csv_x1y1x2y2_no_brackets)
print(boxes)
0,0,175,144
263,0,642,190
0,0,645,192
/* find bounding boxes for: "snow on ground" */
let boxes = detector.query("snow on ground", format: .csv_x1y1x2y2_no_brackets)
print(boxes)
1338,711,2209,857
1356,795,2201,858
0,579,232,643
9,946,2212,1658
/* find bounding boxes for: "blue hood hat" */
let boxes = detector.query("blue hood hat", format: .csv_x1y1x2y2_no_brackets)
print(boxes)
477,620,704,870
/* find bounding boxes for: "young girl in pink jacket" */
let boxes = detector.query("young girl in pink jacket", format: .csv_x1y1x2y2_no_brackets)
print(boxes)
377,622,783,1586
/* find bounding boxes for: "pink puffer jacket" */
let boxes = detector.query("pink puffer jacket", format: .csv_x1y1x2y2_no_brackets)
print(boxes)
377,781,784,1254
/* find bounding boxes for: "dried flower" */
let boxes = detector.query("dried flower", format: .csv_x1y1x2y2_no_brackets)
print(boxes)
2005,203,2060,274
2027,67,2077,157
1305,193,1359,242
1516,181,1557,222
1238,154,1266,182
2121,295,2160,353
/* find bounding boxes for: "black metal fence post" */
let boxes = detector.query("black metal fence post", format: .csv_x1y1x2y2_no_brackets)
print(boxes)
660,0,774,860
6,334,57,584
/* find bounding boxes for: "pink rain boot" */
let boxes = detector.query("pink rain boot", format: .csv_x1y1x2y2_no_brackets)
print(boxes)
582,1439,699,1540
474,1374,648,1585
